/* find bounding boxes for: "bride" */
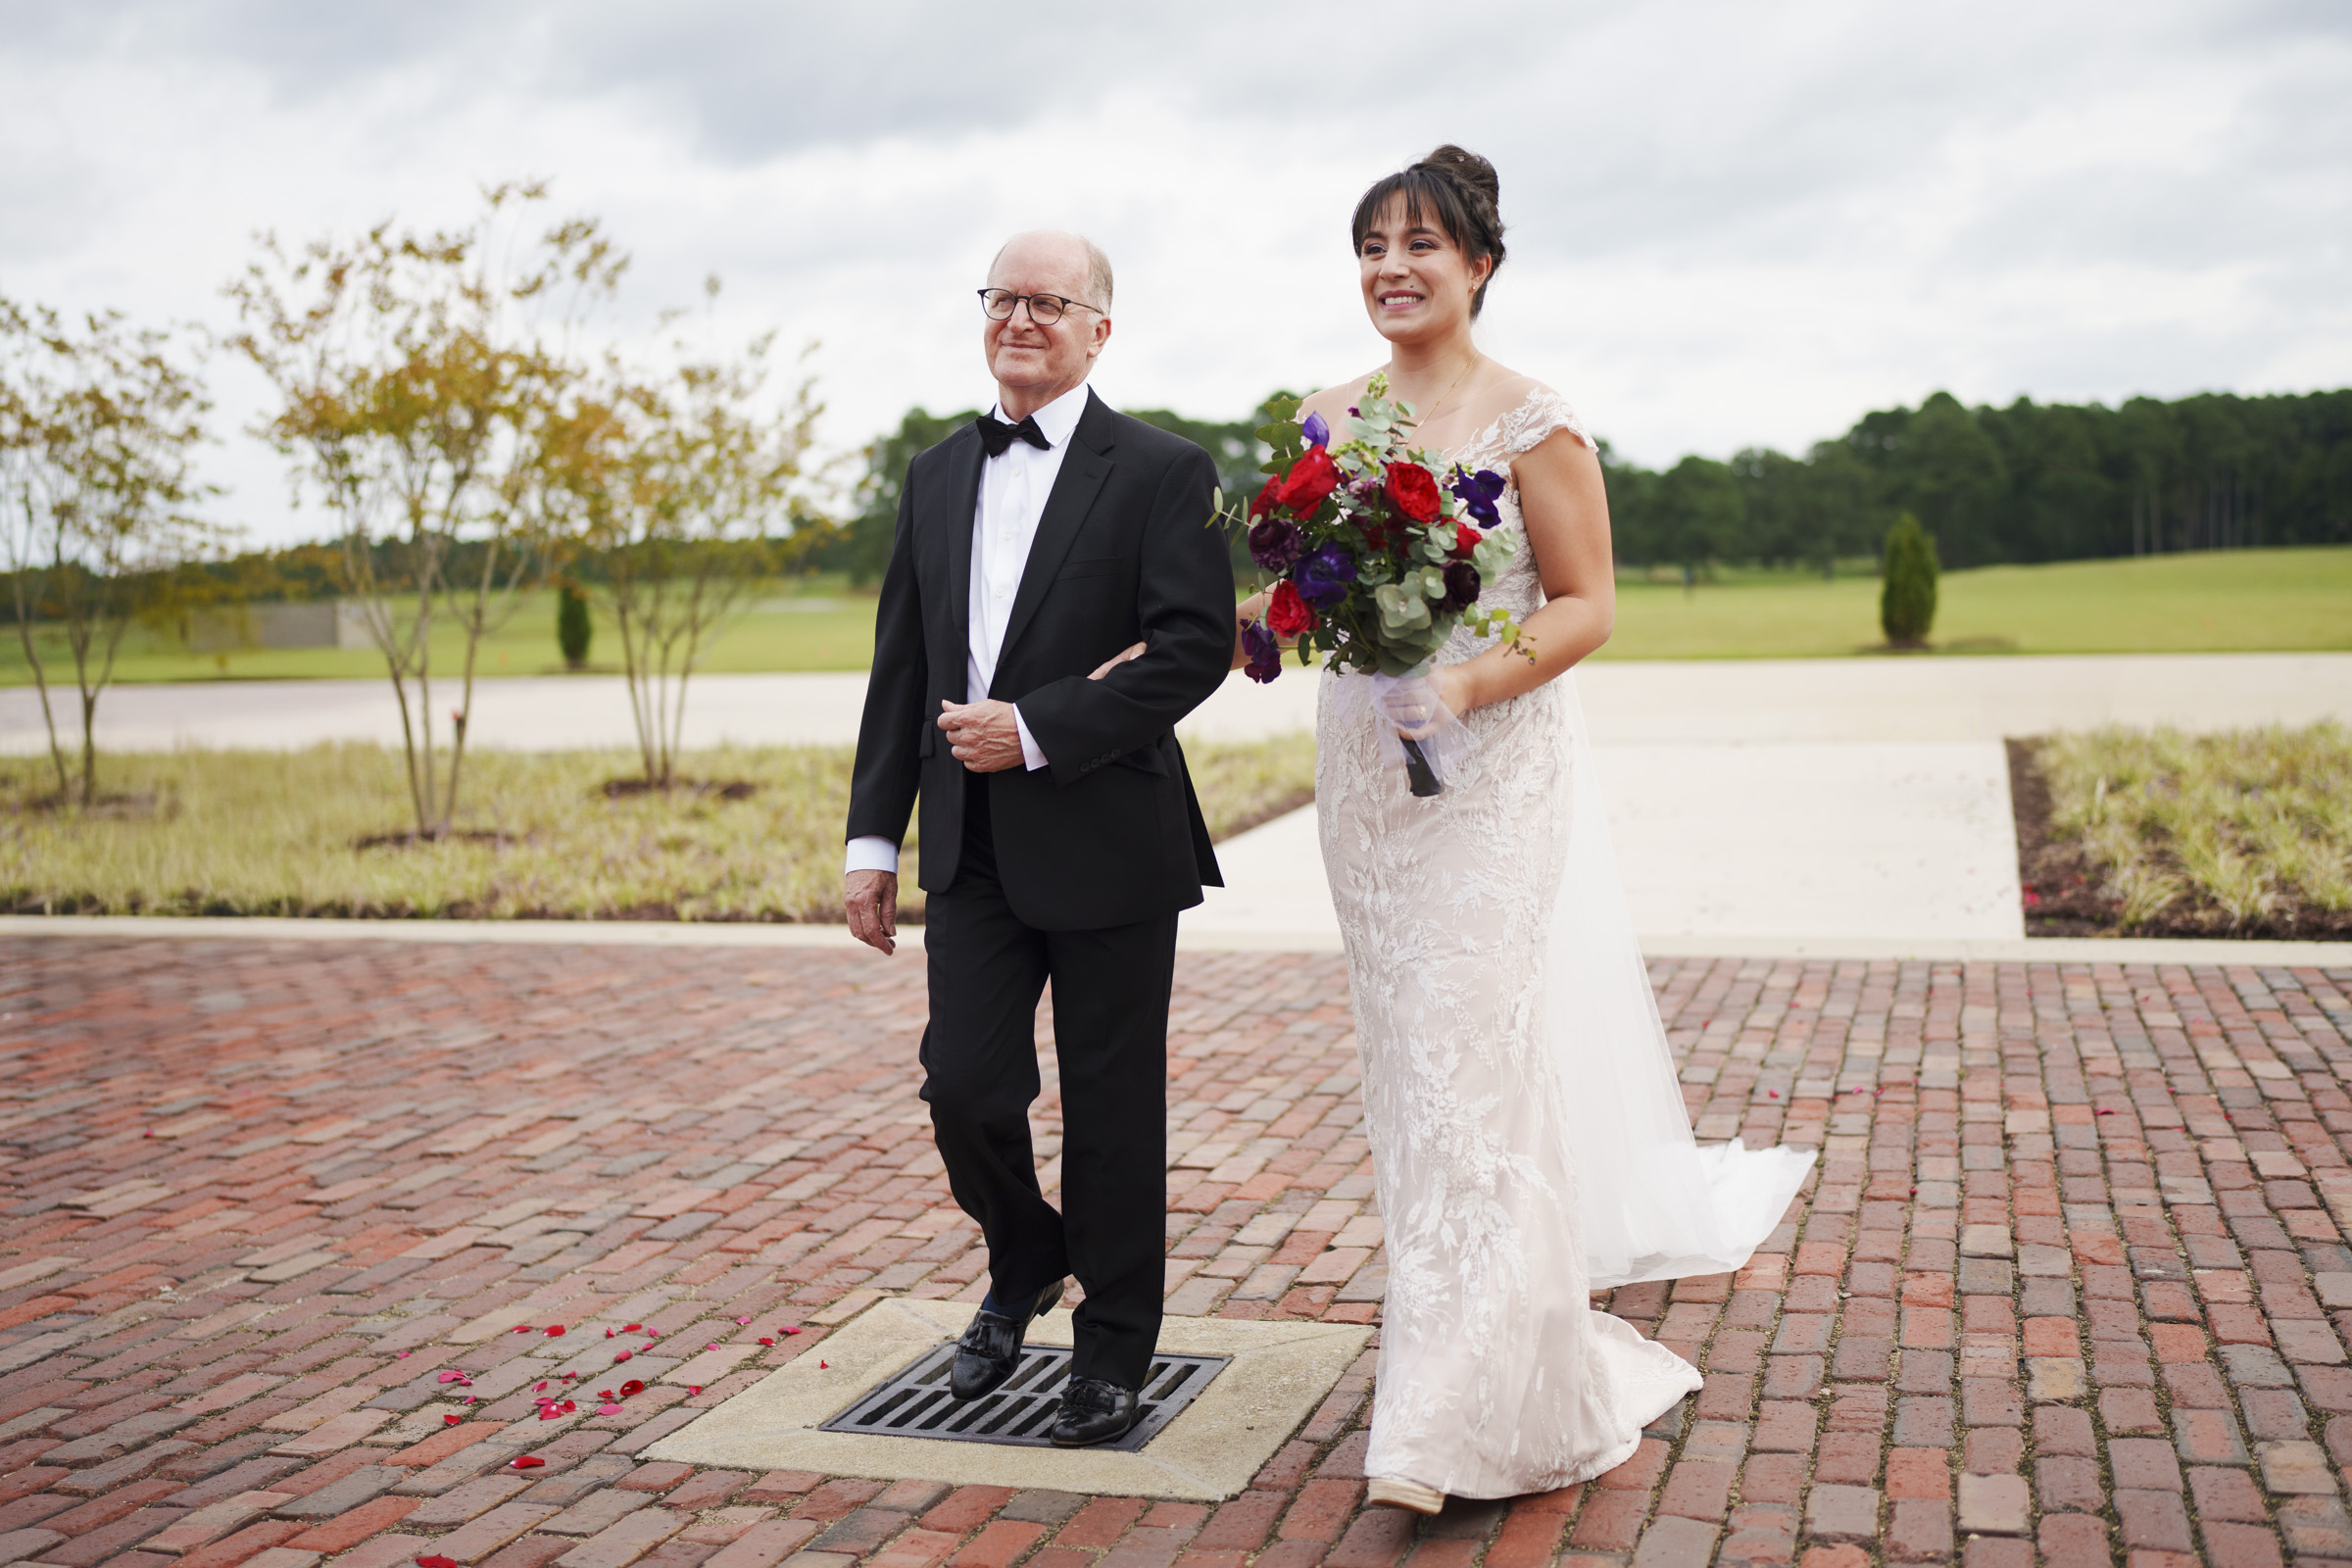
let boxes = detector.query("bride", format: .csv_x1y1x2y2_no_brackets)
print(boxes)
1238,146,1815,1513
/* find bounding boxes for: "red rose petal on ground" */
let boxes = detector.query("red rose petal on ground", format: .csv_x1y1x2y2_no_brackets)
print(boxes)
561,1399,574,1411
545,1325,564,1337
512,1455,546,1468
419,1557,459,1568
534,1381,549,1393
513,1325,533,1333
618,1379,644,1396
612,1348,632,1363
759,1337,773,1347
605,1329,614,1338
689,1385,702,1395
623,1323,643,1332
537,1407,562,1420
598,1390,615,1401
783,1326,801,1336
598,1402,622,1414
819,1360,828,1369
443,1414,462,1426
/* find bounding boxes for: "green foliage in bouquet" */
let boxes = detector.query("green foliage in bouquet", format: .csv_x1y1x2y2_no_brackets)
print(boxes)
1215,374,1524,681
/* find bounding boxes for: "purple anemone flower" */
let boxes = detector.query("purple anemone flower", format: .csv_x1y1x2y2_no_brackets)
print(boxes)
1301,411,1331,448
1449,466,1506,526
1291,541,1358,608
1439,560,1483,612
1240,619,1282,684
1248,514,1305,572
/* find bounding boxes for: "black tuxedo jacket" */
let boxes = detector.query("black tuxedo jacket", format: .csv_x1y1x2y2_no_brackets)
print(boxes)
847,390,1235,931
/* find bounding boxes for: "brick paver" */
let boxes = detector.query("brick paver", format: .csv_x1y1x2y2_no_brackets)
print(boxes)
4,938,2351,1567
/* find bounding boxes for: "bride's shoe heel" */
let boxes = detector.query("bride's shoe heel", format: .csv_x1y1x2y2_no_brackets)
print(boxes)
1365,1477,1446,1515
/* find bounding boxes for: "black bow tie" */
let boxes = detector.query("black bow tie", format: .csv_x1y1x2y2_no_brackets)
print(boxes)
977,412,1051,458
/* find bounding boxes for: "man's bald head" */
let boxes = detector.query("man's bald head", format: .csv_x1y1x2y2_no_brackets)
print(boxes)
989,229,1114,314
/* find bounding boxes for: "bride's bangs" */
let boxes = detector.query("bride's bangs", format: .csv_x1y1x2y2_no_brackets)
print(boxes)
1350,171,1473,260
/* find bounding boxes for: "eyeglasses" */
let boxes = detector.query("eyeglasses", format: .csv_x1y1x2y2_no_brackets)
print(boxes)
977,288,1103,325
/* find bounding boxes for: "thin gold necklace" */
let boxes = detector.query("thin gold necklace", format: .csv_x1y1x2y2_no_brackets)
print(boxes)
1411,354,1480,441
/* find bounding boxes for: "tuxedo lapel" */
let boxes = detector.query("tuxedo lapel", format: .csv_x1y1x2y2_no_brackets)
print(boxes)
936,426,985,662
997,390,1114,672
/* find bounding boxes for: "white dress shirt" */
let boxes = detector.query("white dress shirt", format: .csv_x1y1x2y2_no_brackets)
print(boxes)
845,381,1090,876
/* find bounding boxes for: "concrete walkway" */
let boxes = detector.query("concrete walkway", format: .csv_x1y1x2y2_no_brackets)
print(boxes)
7,655,2347,947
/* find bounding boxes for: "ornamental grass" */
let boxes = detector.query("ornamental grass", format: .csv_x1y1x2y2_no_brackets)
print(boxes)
2,734,1314,922
2042,723,2352,932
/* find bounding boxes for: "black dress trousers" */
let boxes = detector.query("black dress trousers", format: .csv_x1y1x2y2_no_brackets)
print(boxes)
919,768,1176,1392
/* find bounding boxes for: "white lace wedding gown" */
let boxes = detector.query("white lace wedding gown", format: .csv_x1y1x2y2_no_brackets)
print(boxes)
1316,388,1815,1498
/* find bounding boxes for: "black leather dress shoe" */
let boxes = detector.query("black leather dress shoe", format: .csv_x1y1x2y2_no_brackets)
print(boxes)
1051,1376,1139,1447
948,1280,1065,1401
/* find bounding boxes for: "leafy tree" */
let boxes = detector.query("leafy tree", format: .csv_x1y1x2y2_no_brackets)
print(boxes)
554,296,824,787
829,407,978,586
0,298,215,803
227,182,623,838
1881,512,1938,646
1656,456,1746,584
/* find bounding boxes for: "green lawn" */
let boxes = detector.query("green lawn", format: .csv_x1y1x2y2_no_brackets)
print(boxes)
0,577,879,687
1597,547,2352,660
5,547,2345,685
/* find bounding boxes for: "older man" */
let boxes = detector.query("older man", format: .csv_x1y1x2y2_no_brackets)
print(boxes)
843,231,1233,1447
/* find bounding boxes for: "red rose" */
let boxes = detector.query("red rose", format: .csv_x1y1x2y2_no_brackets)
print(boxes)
1250,476,1283,518
1276,447,1341,514
1264,579,1319,639
1453,521,1483,556
1384,462,1442,522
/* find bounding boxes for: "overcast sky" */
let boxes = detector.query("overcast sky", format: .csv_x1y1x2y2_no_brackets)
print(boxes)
3,0,2346,545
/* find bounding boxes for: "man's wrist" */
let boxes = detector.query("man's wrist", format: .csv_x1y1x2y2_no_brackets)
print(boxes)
1012,705,1048,771
845,836,901,876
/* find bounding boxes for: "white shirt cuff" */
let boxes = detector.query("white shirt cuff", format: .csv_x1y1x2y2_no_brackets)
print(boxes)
844,836,900,876
1013,706,1048,771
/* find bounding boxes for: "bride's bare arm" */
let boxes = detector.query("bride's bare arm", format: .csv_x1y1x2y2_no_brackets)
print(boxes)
1433,429,1615,716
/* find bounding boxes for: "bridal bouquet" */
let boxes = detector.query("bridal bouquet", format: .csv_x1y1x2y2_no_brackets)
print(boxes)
1213,374,1522,793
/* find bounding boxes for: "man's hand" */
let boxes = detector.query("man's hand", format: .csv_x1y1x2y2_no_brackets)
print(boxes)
938,699,1025,772
846,869,899,956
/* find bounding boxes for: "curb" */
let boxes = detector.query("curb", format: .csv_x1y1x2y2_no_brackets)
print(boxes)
3,914,2346,968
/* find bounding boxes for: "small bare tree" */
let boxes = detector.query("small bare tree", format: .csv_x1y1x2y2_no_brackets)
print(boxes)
226,182,623,838
0,298,215,805
561,290,823,787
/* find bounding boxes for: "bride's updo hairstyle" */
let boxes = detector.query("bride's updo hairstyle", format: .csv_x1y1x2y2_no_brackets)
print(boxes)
1350,145,1508,318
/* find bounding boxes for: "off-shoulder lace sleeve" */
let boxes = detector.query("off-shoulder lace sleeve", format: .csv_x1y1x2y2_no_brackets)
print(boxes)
1495,389,1594,455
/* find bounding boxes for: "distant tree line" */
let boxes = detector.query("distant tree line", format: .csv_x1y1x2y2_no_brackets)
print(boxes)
831,386,2350,587
1609,388,2352,577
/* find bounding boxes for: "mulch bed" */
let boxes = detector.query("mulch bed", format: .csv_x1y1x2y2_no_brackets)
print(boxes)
2007,737,2352,940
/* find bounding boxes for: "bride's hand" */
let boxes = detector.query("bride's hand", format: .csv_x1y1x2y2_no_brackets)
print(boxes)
1089,642,1146,679
1371,667,1471,740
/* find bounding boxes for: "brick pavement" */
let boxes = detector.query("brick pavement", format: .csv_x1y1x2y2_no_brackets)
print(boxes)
4,940,2352,1568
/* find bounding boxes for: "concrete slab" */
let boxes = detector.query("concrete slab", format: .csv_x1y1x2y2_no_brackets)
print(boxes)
1185,739,2025,948
644,1295,1371,1500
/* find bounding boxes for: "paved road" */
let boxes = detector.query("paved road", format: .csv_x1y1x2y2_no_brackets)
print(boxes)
4,933,2349,1566
7,653,2348,753
9,655,2346,946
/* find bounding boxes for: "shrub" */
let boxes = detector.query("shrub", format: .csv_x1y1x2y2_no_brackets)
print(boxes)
557,582,592,669
1880,513,1938,646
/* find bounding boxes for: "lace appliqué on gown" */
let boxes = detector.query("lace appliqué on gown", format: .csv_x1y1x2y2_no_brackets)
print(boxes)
1315,388,1806,1498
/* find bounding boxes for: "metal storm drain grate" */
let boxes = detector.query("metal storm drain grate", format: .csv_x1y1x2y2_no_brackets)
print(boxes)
819,1342,1230,1451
